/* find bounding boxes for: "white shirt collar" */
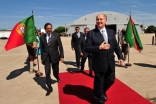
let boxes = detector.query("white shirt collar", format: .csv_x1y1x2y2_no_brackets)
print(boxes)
98,27,106,33
46,34,51,37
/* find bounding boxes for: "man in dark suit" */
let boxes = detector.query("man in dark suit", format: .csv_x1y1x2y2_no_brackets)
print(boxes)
40,23,64,96
71,26,83,69
78,27,93,77
85,14,123,104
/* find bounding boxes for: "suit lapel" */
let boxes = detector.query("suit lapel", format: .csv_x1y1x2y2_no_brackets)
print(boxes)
43,34,48,46
75,32,79,39
49,33,54,47
95,28,104,42
106,28,111,44
82,34,85,44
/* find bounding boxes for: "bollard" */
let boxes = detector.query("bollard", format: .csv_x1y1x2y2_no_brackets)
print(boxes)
152,36,154,45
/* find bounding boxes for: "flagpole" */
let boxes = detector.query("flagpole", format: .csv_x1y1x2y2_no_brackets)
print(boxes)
126,44,132,66
32,10,43,77
126,11,132,66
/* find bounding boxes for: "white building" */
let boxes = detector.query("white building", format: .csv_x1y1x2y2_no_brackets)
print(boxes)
66,11,142,34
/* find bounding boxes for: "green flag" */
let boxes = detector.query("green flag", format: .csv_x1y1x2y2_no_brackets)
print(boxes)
21,15,36,43
125,16,143,52
5,15,36,51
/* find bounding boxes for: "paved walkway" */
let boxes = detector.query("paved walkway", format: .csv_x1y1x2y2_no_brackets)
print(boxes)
0,34,156,104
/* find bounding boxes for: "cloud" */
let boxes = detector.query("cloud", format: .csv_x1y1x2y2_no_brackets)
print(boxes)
53,14,79,17
13,11,24,14
130,11,156,26
100,2,109,5
119,0,143,5
33,7,68,10
132,5,139,7
120,0,156,8
35,16,44,18
0,15,28,19
34,13,81,21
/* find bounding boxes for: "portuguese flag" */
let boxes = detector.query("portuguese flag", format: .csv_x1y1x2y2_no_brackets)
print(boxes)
125,16,143,52
5,15,36,51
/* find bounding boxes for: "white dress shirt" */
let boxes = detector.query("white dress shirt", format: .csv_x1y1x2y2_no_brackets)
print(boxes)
77,32,80,38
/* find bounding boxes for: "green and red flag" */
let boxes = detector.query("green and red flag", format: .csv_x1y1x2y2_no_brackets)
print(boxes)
125,16,143,52
5,15,36,51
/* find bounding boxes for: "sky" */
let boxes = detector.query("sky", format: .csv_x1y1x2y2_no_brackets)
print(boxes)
0,0,156,30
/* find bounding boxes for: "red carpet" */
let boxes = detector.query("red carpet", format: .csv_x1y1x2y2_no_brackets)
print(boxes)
58,70,151,104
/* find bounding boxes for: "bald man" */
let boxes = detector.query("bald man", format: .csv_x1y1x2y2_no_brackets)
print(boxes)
85,14,123,104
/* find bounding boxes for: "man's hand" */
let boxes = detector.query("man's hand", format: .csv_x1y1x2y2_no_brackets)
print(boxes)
99,42,110,50
72,48,74,51
118,59,124,66
34,46,38,49
80,52,83,56
60,58,64,63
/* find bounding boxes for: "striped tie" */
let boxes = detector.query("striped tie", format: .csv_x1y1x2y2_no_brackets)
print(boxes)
48,34,51,46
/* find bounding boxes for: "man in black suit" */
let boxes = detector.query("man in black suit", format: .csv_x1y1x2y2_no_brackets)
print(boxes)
85,14,123,104
71,26,83,69
40,23,64,96
78,27,93,77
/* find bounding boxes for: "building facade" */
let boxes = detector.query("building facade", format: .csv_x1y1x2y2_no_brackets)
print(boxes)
66,11,142,34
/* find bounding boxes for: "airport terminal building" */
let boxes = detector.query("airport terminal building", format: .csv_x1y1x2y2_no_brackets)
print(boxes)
66,11,142,34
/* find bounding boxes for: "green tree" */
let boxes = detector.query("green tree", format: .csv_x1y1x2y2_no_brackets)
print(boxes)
53,26,68,35
146,25,156,33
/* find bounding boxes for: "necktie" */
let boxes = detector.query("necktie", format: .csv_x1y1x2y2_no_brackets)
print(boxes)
48,34,51,46
102,30,108,43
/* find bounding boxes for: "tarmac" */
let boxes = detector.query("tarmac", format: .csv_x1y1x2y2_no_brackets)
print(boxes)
0,33,156,104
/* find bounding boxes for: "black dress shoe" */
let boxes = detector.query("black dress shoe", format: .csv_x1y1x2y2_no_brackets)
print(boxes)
80,69,84,72
57,78,61,83
46,90,52,96
97,100,105,104
89,72,94,78
104,93,108,101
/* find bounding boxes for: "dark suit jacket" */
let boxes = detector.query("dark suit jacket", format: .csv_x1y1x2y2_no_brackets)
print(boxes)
71,32,84,51
40,33,64,63
78,34,88,58
85,28,123,72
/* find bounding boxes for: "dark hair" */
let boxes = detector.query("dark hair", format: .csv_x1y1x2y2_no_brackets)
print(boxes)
84,27,89,31
75,26,80,29
37,30,40,32
121,29,126,36
44,23,52,30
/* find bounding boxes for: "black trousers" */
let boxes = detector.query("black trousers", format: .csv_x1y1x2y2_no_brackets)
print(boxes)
88,54,92,72
74,49,80,67
94,66,115,103
81,55,92,71
44,55,59,91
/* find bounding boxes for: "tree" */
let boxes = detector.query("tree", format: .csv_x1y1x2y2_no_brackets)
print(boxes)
145,25,156,33
53,26,68,35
